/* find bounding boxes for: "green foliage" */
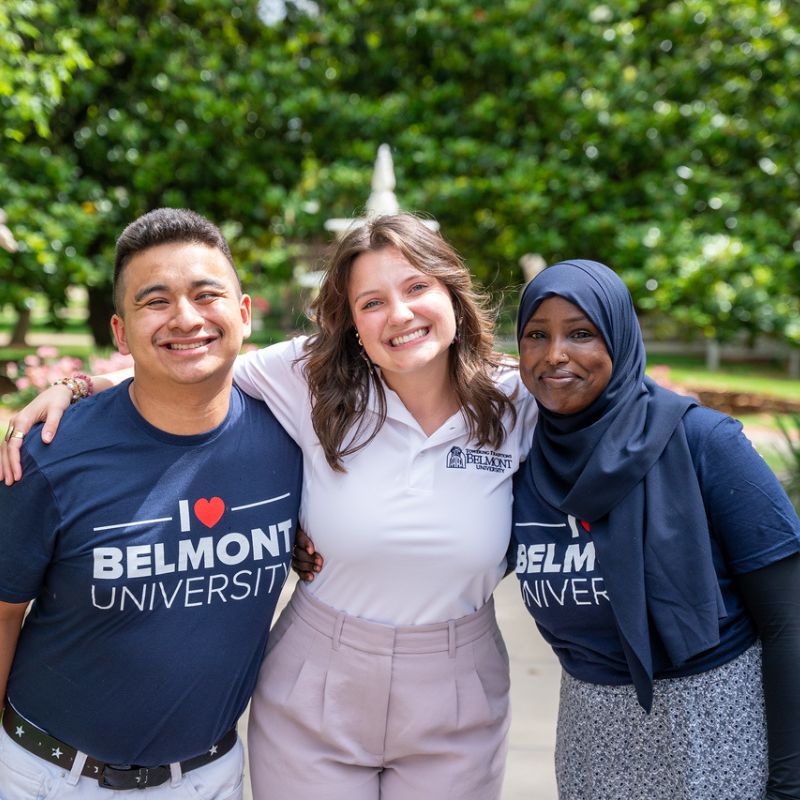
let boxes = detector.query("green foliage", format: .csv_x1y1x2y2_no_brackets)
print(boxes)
0,0,92,140
0,0,95,312
1,0,309,326
1,0,799,348
281,0,800,345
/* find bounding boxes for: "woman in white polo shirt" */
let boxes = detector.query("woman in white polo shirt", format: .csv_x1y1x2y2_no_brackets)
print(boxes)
3,214,537,800
236,214,535,799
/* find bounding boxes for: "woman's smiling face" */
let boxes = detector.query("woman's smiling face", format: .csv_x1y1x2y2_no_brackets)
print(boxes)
347,246,457,390
518,296,612,415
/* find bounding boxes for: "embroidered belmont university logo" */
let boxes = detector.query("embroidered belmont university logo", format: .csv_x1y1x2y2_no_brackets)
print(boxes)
446,446,513,473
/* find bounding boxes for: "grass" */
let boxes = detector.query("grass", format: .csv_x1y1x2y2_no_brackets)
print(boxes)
735,414,786,432
643,355,799,471
646,354,800,400
0,344,99,362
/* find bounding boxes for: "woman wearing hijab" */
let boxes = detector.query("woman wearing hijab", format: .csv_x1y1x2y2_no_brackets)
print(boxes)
512,259,800,800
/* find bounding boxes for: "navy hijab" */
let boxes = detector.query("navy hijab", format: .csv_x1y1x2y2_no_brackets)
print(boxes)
516,259,726,711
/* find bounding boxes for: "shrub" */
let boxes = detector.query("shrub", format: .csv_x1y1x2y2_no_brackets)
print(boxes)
775,415,800,511
1,346,133,409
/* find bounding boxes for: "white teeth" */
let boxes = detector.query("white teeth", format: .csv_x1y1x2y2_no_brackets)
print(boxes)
391,328,428,346
168,341,207,350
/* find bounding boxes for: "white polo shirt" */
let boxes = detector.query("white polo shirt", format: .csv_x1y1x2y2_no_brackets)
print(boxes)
234,337,537,625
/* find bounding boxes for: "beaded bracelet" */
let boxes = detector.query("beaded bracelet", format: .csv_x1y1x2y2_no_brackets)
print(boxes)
53,373,94,404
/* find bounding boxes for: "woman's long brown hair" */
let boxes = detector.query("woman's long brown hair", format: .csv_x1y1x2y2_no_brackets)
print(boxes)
301,213,516,471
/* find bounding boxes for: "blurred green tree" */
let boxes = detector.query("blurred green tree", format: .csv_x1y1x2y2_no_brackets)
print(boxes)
279,0,799,347
1,0,308,344
1,0,798,352
0,0,92,343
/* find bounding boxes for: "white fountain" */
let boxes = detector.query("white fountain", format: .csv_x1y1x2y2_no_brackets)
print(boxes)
324,144,438,236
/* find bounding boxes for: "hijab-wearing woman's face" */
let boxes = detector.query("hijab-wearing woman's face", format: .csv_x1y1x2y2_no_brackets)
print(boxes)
518,296,613,415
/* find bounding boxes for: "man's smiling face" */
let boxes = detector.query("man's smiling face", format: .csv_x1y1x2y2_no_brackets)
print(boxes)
111,241,251,391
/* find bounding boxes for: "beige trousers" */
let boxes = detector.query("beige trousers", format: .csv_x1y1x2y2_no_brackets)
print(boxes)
247,583,510,800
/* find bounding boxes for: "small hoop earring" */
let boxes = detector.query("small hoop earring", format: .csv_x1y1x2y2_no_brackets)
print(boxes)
355,329,372,367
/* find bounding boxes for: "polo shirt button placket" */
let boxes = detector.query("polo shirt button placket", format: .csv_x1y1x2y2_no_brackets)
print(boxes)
417,443,446,494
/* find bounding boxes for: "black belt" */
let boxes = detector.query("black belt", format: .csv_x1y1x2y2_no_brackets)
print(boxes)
1,703,237,790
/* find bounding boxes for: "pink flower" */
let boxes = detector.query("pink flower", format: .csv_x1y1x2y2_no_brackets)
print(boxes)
252,296,271,313
11,351,87,393
89,352,134,375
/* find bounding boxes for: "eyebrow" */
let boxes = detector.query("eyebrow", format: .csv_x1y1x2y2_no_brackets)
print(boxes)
352,274,427,304
526,314,590,325
352,288,379,303
134,278,227,303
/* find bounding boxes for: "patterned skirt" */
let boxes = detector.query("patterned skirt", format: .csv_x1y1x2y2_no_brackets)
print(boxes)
555,643,767,800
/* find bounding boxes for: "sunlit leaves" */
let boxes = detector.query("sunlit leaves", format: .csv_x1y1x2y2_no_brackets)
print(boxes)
1,0,798,347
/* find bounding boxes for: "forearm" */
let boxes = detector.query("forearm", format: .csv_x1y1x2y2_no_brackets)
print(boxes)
736,554,800,799
1,367,133,485
0,602,28,704
92,368,132,391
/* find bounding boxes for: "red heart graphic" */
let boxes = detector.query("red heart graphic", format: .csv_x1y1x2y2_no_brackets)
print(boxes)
194,497,225,528
580,520,591,532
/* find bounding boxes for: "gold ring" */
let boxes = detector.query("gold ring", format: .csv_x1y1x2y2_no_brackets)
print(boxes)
10,429,25,440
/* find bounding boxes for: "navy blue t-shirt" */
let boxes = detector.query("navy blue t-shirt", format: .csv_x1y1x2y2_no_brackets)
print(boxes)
511,406,800,685
0,381,302,765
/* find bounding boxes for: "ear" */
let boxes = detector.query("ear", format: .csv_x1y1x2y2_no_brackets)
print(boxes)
111,314,131,355
239,294,252,340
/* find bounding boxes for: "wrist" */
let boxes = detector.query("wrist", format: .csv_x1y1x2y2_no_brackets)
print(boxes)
53,373,94,404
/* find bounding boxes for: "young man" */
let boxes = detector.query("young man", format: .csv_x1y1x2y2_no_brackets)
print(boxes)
0,208,302,798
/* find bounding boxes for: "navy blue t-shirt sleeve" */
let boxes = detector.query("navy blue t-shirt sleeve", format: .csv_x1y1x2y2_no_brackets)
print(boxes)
692,412,800,575
0,449,60,602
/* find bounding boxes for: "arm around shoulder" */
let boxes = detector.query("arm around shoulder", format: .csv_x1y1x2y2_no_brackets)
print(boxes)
0,368,131,485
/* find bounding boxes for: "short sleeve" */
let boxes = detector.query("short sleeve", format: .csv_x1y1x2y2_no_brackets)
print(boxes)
495,365,538,459
233,337,311,443
0,449,61,601
693,413,800,575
